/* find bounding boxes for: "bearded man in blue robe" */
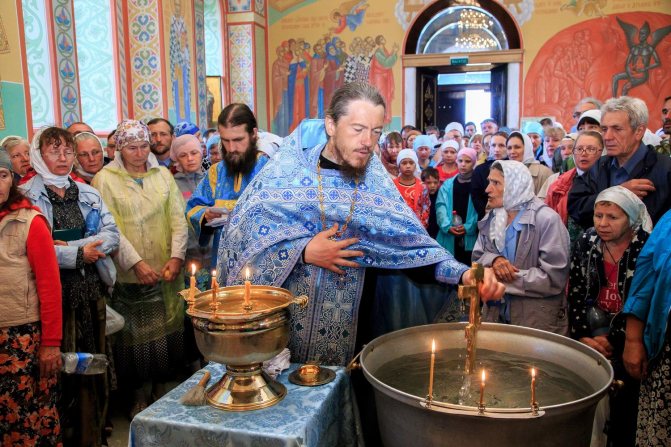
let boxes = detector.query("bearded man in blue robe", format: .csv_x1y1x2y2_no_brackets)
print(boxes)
219,82,504,366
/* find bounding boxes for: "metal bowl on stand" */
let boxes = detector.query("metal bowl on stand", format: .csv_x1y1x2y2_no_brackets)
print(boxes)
182,285,307,411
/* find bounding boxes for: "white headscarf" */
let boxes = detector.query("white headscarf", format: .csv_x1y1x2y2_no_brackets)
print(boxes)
73,131,104,179
30,127,73,188
397,148,421,177
489,160,535,252
595,186,653,234
508,131,538,165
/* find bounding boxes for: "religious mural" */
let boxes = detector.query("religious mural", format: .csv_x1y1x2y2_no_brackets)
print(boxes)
164,0,196,124
0,13,7,130
523,12,671,130
560,0,607,16
269,1,400,136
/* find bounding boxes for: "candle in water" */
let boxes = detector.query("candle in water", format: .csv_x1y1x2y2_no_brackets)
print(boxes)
479,369,486,407
211,270,218,307
428,339,436,398
244,266,252,307
531,367,536,406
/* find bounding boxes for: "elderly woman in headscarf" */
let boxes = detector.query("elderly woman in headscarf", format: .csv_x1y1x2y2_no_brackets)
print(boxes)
505,131,553,195
20,126,119,447
73,132,106,183
472,160,570,334
92,120,188,418
568,186,652,447
1,135,32,181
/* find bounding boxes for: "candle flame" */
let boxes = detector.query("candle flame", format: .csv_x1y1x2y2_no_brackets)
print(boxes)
481,369,486,383
191,263,196,275
212,270,217,279
431,339,435,353
531,367,536,378
245,266,250,280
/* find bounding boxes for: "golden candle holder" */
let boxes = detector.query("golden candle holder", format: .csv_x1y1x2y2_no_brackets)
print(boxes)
180,284,308,411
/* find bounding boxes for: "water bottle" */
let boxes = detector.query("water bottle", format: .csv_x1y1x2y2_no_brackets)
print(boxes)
84,205,101,237
61,353,108,375
451,211,463,227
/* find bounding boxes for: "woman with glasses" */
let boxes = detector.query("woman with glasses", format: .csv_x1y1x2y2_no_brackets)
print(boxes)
20,126,120,447
92,120,187,418
568,186,652,447
545,131,603,243
74,132,106,183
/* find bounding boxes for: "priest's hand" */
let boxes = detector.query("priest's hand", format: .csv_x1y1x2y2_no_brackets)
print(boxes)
462,267,505,302
304,224,364,275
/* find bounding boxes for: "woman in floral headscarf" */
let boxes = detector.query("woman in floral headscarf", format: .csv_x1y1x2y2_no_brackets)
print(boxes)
568,185,652,447
92,120,188,418
472,160,570,334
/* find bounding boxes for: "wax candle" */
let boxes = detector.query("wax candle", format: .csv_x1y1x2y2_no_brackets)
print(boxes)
428,339,436,398
188,263,196,305
531,367,536,406
244,266,252,307
479,369,486,408
211,270,219,309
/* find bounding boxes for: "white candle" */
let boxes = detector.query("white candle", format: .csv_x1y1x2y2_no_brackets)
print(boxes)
531,367,536,406
479,369,486,407
428,339,436,398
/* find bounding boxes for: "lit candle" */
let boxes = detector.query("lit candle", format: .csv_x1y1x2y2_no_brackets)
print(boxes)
188,263,196,306
531,367,536,407
211,270,219,311
479,369,486,408
244,266,252,308
428,339,436,398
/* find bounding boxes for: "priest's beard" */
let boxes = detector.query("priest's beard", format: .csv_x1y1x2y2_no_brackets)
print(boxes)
223,138,259,176
330,143,370,181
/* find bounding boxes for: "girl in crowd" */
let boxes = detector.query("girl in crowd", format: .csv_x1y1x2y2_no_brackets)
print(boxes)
473,160,569,334
92,120,187,418
434,140,459,183
380,131,402,177
468,134,486,165
541,127,566,172
569,186,652,447
413,135,434,171
1,136,31,181
505,131,552,195
623,208,671,447
74,132,106,183
21,127,119,446
394,149,430,228
0,150,63,446
544,131,604,242
421,167,440,239
405,129,421,149
436,147,478,264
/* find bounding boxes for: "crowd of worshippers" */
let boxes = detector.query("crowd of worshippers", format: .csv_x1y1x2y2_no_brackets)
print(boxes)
1,85,670,447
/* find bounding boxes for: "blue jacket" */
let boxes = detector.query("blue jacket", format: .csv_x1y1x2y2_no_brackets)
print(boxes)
622,209,671,360
21,175,119,287
435,176,477,254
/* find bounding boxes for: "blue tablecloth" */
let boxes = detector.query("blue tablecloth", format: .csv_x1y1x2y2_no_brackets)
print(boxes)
129,362,358,447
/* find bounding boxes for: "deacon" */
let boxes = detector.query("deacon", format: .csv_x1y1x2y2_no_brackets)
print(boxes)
186,104,268,266
219,82,504,367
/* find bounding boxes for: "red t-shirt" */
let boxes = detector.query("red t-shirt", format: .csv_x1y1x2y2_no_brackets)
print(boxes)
597,261,622,313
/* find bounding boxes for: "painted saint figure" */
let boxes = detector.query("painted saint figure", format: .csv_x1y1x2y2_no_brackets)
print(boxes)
612,18,671,97
368,35,398,124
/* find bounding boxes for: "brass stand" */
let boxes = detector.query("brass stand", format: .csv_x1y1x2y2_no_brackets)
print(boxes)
206,364,287,411
457,263,485,375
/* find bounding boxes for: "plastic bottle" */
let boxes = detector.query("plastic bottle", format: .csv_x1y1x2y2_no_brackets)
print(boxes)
84,206,101,237
451,211,463,227
61,353,108,375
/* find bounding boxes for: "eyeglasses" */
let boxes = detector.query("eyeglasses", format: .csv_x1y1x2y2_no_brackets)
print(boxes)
43,148,75,159
77,150,102,159
573,146,600,155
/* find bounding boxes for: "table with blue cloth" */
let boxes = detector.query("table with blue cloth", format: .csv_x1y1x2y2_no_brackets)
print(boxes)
129,362,358,447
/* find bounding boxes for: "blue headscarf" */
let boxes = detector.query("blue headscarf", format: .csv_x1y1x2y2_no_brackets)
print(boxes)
174,121,200,137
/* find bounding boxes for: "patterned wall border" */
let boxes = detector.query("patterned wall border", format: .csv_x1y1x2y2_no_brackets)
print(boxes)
228,0,252,13
128,0,163,121
52,0,81,127
194,0,207,128
254,0,264,17
115,0,128,118
227,24,254,108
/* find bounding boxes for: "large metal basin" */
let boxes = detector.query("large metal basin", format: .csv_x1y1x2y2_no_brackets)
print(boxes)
361,322,613,447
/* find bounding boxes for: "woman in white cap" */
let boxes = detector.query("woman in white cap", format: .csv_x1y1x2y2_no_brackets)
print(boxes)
568,185,652,447
472,160,569,334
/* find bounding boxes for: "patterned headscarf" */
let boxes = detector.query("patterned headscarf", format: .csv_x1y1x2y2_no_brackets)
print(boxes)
508,131,538,165
489,160,535,252
115,119,150,151
595,186,653,234
174,121,200,137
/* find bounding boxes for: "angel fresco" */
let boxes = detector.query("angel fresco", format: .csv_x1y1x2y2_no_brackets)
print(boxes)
330,0,369,34
612,18,671,97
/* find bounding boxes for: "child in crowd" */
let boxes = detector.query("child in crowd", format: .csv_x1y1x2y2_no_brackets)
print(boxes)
381,131,403,177
394,149,430,228
421,167,440,238
435,140,459,183
436,147,478,264
413,135,434,171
